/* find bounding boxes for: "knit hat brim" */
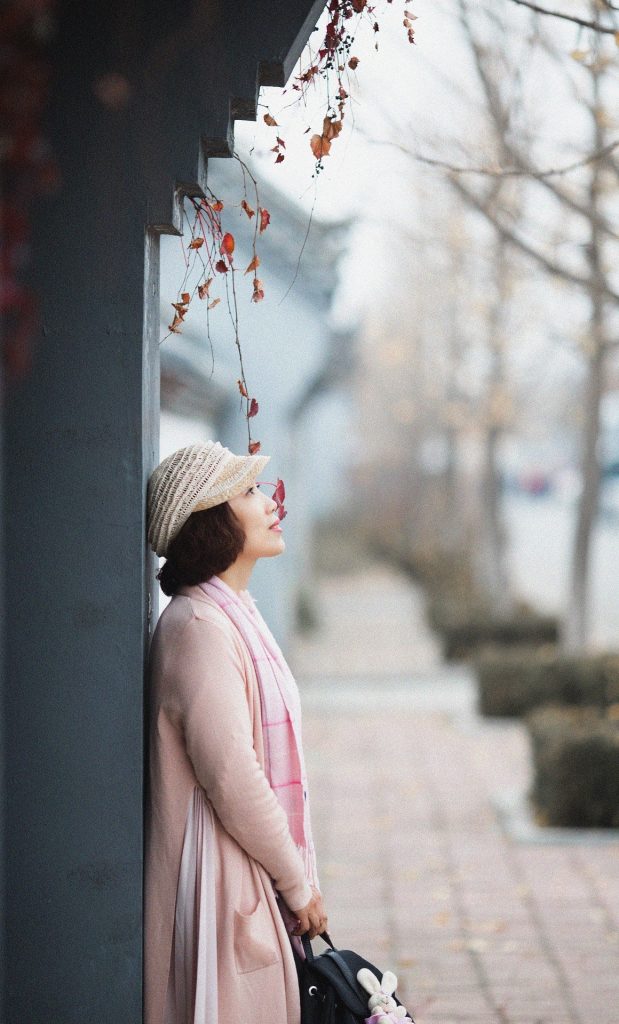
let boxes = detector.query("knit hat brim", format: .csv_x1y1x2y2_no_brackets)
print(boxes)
147,442,271,558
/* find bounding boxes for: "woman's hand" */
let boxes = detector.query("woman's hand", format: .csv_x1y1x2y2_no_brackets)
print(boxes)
291,886,328,939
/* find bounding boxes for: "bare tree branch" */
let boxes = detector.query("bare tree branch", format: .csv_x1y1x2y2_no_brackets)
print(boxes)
450,175,619,304
371,136,619,180
505,0,618,33
456,1,619,241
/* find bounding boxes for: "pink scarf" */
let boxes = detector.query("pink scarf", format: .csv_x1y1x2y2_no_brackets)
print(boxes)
198,575,319,890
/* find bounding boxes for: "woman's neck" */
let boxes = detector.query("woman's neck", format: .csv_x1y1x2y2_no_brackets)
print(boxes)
216,557,256,594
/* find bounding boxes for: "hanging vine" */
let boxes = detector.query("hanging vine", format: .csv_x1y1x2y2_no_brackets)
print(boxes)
163,1,418,453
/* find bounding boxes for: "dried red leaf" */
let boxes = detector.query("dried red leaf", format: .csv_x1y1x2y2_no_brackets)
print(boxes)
241,199,255,219
275,153,285,163
351,0,367,11
215,259,228,274
244,254,260,275
238,379,249,398
298,65,319,84
248,441,261,455
248,398,259,418
189,237,204,249
276,136,286,148
322,116,342,142
263,113,279,127
251,278,265,303
348,56,360,70
259,208,271,233
211,199,224,212
181,292,190,304
220,232,235,257
197,278,213,299
310,134,331,159
208,297,221,310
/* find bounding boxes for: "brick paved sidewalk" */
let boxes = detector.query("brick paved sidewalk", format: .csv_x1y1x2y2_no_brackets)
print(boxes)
291,563,619,1024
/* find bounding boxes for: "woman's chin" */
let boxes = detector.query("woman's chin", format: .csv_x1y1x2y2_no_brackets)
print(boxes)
253,534,286,559
268,536,285,557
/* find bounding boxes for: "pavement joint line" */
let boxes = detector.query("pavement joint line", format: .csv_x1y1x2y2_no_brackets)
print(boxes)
491,817,586,1024
412,728,512,1024
501,848,586,1024
571,848,619,944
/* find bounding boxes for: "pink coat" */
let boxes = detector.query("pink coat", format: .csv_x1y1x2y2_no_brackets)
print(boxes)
144,584,313,1024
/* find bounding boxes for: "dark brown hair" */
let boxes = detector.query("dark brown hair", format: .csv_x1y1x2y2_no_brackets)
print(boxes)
156,502,246,597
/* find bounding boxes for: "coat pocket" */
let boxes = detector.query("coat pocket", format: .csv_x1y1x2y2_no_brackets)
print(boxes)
233,899,281,974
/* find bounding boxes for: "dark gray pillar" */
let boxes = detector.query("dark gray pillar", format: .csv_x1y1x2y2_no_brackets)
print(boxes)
2,1,326,1021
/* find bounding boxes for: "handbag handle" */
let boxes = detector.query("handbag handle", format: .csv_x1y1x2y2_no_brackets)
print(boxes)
301,930,335,962
302,933,370,1002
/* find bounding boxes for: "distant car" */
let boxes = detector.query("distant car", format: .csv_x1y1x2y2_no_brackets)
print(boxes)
518,470,552,496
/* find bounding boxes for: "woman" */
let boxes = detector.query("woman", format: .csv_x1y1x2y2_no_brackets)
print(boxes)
144,440,327,1024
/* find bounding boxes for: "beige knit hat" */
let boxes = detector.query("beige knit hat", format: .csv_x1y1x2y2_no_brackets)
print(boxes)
147,441,270,557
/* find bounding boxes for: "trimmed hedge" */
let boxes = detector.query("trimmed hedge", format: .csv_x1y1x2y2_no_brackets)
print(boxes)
476,647,619,717
372,539,559,661
528,706,619,828
436,609,559,661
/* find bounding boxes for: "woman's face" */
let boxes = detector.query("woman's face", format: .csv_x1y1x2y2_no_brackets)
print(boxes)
227,483,285,561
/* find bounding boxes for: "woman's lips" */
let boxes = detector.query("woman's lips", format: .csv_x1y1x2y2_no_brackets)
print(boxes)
269,522,283,532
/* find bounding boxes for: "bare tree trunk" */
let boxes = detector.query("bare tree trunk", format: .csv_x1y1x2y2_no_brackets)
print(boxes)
563,55,608,651
443,287,465,554
473,234,513,614
564,339,605,649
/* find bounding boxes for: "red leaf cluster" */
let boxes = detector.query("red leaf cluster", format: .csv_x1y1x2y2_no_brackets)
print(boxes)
248,441,261,455
404,10,417,43
259,208,270,233
248,398,259,418
310,116,343,161
168,294,190,333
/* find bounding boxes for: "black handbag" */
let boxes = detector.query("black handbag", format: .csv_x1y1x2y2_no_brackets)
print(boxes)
293,932,414,1024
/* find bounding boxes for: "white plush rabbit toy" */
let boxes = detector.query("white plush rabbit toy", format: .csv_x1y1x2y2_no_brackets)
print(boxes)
356,967,413,1024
